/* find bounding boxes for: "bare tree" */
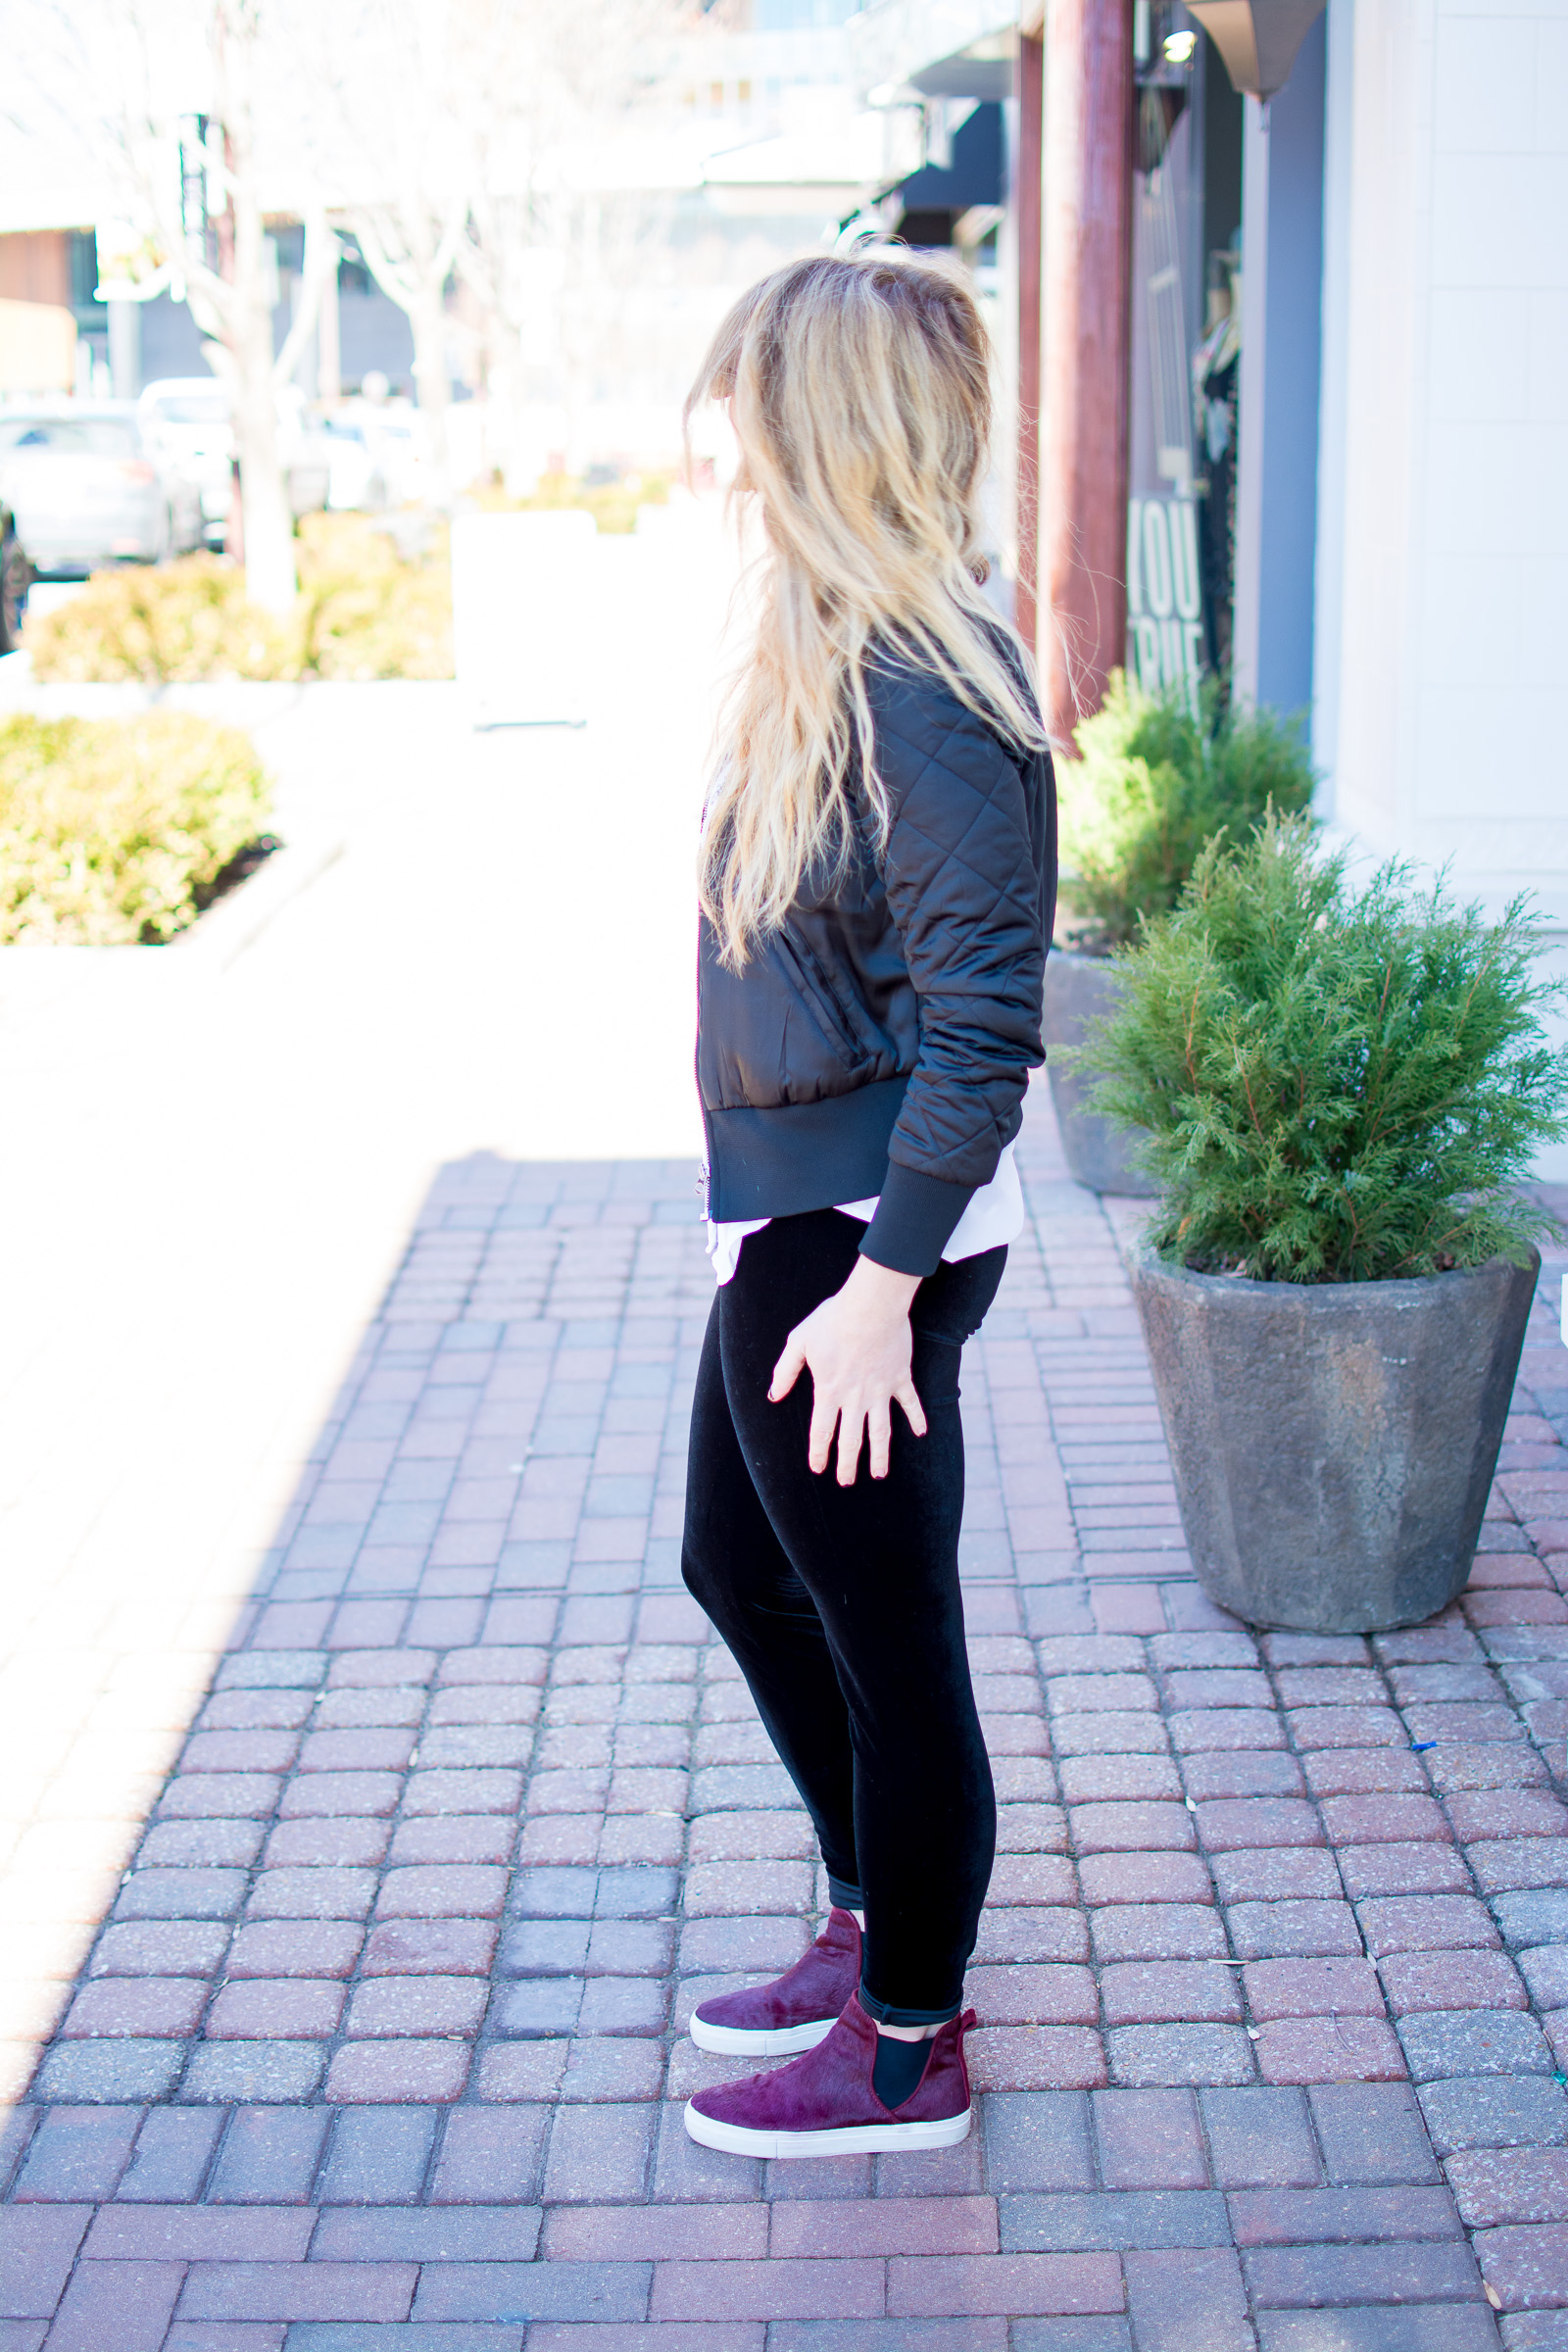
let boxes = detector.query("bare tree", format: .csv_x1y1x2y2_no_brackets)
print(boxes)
15,0,333,610
316,0,494,510
453,0,690,483
183,3,329,607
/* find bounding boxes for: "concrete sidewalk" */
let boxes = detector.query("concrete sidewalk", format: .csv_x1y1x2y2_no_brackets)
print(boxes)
0,517,726,2141
2,1085,1566,2350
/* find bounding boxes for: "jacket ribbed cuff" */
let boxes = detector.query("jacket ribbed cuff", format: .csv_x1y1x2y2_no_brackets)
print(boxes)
859,1162,976,1278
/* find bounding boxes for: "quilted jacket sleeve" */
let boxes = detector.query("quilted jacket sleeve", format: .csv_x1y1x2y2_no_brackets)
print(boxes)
859,662,1054,1278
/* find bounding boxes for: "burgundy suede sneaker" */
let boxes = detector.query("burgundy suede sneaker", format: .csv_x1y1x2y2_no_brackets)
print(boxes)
684,1990,976,2156
689,1907,861,2056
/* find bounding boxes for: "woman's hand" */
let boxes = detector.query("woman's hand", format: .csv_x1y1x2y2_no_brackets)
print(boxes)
769,1255,928,1485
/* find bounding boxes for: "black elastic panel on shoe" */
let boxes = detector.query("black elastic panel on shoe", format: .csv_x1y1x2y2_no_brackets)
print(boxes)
871,2033,931,2111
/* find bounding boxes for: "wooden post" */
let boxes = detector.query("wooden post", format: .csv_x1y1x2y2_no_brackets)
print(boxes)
1015,22,1044,659
1040,0,1132,748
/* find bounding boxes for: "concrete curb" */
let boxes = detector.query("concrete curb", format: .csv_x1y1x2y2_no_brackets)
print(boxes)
172,827,346,969
0,829,347,1053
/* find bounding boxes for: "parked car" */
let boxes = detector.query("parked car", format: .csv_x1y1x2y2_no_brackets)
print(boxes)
318,412,389,512
0,487,31,653
136,380,231,543
355,401,428,507
138,378,334,547
277,388,334,516
0,404,204,579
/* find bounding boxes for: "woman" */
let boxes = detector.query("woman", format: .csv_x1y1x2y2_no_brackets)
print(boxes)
680,250,1056,2157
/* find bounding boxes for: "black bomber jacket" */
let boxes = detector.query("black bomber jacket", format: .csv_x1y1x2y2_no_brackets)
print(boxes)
696,646,1057,1278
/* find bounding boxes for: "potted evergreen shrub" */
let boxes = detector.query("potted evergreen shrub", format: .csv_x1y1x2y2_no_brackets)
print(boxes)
1076,816,1567,1633
1047,676,1315,1194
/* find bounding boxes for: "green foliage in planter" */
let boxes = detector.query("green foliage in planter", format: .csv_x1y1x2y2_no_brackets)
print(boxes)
24,514,453,682
0,710,271,943
288,514,453,678
473,469,671,536
1076,814,1568,1283
1058,672,1316,949
24,555,263,682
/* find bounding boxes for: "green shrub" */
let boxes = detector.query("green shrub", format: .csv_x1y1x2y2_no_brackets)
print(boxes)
1058,673,1316,949
0,710,271,943
23,556,278,682
473,469,671,536
289,513,453,678
24,514,453,682
1075,814,1568,1283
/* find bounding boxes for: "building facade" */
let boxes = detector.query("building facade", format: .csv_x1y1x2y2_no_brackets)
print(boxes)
852,0,1568,1168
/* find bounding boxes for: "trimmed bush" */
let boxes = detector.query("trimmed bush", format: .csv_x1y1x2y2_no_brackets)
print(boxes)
473,469,671,536
0,710,272,943
24,556,270,683
24,514,453,682
1058,673,1316,949
289,512,452,678
1075,814,1568,1283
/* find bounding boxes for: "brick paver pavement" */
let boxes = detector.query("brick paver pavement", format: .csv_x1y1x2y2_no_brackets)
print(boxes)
3,1085,1567,2350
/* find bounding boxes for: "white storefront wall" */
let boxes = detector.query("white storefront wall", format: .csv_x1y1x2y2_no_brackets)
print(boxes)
1312,0,1568,1168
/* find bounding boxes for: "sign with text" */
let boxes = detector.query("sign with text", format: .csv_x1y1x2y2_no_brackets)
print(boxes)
451,510,597,729
1127,495,1204,709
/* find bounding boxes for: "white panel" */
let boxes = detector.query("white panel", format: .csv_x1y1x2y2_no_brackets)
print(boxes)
1231,98,1271,710
1432,18,1537,152
1328,0,1430,844
1414,694,1568,827
1431,157,1568,286
451,512,599,728
1414,554,1525,686
1423,420,1568,557
1439,0,1568,17
1311,0,1356,809
1426,288,1530,420
1414,554,1563,689
1538,21,1568,152
1528,289,1568,421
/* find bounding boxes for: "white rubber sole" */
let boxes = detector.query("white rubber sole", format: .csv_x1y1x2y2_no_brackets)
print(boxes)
688,2012,837,2057
683,2100,972,2158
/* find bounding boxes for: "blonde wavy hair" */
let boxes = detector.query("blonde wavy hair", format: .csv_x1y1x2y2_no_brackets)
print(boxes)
688,248,1048,970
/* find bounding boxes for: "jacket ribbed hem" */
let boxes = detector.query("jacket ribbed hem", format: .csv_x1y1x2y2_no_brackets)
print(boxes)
704,1078,910,1223
860,1162,977,1279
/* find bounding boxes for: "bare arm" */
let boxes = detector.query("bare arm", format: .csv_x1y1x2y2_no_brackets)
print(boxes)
769,1255,928,1485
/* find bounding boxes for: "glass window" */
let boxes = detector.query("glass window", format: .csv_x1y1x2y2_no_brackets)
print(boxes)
147,395,230,425
0,416,142,456
1126,9,1244,705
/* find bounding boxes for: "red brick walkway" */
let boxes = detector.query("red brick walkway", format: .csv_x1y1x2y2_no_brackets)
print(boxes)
2,1088,1566,2349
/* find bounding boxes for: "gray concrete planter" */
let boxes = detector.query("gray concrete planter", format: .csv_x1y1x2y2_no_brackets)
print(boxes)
1041,949,1157,1196
1130,1245,1540,1631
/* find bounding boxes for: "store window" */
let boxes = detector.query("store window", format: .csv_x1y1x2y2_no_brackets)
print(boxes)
1126,2,1242,708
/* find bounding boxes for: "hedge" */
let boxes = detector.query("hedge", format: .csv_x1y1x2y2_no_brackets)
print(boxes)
0,711,272,943
24,513,453,683
1058,673,1317,950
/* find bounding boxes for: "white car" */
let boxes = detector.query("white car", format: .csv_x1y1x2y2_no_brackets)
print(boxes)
0,403,204,578
359,405,428,507
318,412,389,511
138,378,333,547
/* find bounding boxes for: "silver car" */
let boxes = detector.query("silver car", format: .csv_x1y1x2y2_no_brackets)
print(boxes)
139,379,333,548
0,405,204,578
136,380,234,543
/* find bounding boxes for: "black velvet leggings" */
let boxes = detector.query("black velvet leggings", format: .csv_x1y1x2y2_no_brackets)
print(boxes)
681,1208,1004,2024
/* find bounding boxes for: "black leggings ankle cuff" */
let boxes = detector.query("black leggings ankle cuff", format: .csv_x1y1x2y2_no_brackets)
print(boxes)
858,1979,960,2030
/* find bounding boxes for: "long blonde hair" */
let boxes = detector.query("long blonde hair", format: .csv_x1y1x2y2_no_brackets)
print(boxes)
688,249,1048,970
